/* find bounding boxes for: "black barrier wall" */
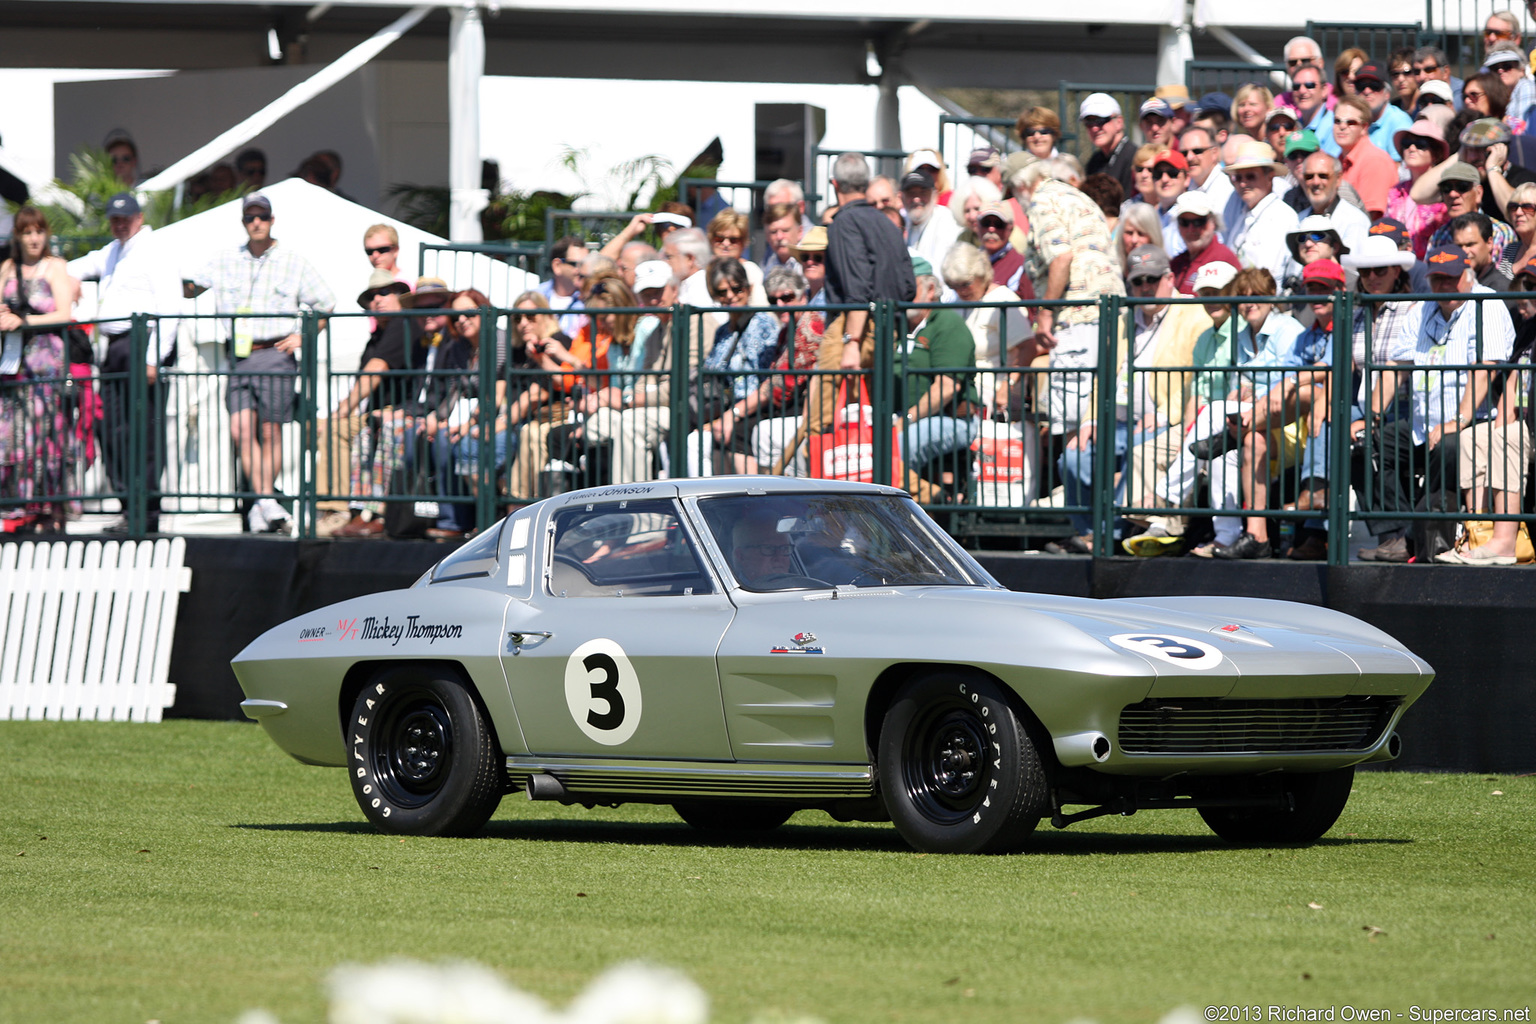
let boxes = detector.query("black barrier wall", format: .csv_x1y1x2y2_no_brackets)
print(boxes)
160,538,1535,774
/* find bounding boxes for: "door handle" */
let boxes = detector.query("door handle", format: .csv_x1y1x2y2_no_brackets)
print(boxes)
507,630,553,654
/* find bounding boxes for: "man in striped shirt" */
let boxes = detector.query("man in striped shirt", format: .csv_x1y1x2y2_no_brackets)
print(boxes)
185,193,334,534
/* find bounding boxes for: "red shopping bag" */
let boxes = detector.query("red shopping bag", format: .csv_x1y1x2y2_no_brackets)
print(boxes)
807,378,904,484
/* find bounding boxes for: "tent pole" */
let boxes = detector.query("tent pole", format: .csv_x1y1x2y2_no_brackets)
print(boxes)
449,2,488,242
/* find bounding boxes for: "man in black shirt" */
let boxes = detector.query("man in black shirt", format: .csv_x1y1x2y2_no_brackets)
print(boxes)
1081,93,1136,196
822,151,917,371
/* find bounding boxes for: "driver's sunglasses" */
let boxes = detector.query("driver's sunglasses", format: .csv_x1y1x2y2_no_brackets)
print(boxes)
241,213,272,224
364,244,397,256
739,543,792,556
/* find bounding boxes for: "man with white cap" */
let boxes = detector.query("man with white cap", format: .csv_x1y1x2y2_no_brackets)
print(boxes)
1221,142,1295,283
69,191,182,534
1168,192,1238,293
1082,93,1136,196
900,168,962,269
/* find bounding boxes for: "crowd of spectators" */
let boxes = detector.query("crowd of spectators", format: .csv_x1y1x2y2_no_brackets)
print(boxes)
7,23,1536,564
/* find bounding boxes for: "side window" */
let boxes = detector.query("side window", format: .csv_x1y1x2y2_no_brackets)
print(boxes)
547,500,714,598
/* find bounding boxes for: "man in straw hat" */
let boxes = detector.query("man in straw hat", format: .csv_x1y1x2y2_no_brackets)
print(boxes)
1221,141,1294,283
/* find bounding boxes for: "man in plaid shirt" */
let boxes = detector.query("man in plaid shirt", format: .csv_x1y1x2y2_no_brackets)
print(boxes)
186,193,334,533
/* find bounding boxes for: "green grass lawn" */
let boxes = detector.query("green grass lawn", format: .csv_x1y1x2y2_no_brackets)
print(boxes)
2,721,1532,1024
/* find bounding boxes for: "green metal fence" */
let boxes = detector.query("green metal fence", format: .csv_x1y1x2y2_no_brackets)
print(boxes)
5,293,1531,567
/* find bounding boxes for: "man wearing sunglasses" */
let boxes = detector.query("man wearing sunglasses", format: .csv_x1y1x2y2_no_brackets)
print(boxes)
1080,93,1136,196
1168,191,1237,293
1223,142,1298,283
1179,125,1232,213
1411,45,1464,109
1291,151,1371,255
1353,62,1414,161
1288,66,1336,152
1275,37,1337,117
184,193,334,534
1331,95,1395,220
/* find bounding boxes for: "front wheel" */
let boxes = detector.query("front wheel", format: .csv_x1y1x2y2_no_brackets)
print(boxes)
878,672,1048,854
348,666,505,836
1199,767,1355,844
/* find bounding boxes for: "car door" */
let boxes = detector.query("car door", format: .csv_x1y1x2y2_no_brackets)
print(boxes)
501,497,736,761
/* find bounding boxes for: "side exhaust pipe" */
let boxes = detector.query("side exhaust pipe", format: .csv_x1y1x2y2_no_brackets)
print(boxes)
1054,731,1113,766
526,773,569,801
1364,732,1403,763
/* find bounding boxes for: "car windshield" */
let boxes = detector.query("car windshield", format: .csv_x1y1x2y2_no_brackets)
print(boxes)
698,493,991,592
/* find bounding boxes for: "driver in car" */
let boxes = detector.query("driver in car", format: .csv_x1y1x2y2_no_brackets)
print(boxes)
730,517,795,587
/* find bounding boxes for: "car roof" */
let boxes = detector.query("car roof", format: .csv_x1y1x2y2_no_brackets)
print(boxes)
547,475,907,507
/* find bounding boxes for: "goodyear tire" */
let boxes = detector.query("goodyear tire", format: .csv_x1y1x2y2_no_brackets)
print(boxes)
348,666,504,837
672,801,796,832
878,672,1048,854
1199,767,1354,844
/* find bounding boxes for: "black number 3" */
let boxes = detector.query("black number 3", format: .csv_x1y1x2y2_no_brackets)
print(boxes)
582,652,625,730
1128,635,1206,659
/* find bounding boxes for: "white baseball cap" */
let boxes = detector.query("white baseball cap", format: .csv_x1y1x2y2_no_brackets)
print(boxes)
632,260,673,293
1080,93,1122,120
1193,261,1239,292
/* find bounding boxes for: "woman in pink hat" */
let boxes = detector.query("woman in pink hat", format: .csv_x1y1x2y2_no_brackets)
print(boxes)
1385,118,1451,258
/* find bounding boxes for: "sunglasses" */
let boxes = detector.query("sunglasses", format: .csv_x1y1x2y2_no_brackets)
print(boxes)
714,281,747,298
452,311,476,321
1360,265,1398,277
1182,145,1213,158
1485,26,1515,38
1358,80,1387,93
712,235,744,246
1302,172,1334,181
1287,57,1319,67
1177,216,1209,229
1510,202,1536,215
1082,116,1114,129
1152,165,1184,179
1294,81,1322,91
768,293,800,305
241,213,272,223
1439,181,1476,195
799,253,825,264
1127,275,1162,288
1335,118,1368,129
1391,68,1416,78
1414,64,1442,75
364,244,397,256
1023,127,1056,138
979,217,1008,230
1300,231,1335,244
1232,170,1268,183
1402,137,1436,151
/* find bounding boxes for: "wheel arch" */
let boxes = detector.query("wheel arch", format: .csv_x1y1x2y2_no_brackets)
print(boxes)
337,660,505,757
863,662,1055,770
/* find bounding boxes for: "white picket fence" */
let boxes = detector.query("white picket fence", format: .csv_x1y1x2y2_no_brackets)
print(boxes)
0,539,191,722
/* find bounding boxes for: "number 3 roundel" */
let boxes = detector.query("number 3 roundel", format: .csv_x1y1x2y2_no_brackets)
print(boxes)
1108,633,1224,670
564,638,643,744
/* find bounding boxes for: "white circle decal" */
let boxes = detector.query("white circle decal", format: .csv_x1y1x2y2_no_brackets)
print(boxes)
564,638,642,744
1108,633,1225,670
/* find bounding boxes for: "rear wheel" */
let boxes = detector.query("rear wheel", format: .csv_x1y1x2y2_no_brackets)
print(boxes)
1199,767,1355,844
348,666,504,836
878,672,1048,854
672,801,795,832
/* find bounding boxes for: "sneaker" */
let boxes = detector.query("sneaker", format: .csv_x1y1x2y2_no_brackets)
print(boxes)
247,503,269,533
1213,532,1272,560
102,515,130,535
261,499,292,535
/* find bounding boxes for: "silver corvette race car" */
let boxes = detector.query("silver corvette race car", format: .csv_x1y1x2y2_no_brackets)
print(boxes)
233,478,1433,854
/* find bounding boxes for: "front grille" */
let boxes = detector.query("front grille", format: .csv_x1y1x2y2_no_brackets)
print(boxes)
1117,696,1400,754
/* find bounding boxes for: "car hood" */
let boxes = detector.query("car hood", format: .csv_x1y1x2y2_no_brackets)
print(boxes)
906,588,1432,699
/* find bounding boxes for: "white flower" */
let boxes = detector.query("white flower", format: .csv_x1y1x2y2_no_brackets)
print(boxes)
563,962,708,1024
327,959,554,1024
